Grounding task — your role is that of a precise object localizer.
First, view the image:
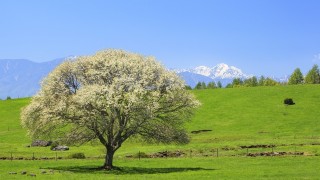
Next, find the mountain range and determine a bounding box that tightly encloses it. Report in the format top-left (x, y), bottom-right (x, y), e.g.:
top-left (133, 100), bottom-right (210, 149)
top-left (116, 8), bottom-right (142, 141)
top-left (0, 58), bottom-right (265, 99)
top-left (0, 58), bottom-right (64, 99)
top-left (175, 63), bottom-right (251, 88)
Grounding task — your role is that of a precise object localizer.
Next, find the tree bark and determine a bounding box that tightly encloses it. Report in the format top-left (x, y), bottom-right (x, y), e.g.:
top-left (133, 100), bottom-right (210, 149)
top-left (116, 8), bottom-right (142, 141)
top-left (103, 147), bottom-right (114, 170)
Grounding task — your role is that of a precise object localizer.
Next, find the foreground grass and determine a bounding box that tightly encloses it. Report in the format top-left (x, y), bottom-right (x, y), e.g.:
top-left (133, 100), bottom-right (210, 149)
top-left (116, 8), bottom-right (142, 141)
top-left (1, 85), bottom-right (320, 179)
top-left (1, 156), bottom-right (320, 179)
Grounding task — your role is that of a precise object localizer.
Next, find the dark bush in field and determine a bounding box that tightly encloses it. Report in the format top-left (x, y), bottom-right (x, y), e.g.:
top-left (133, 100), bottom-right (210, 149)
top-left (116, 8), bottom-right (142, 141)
top-left (284, 98), bottom-right (295, 105)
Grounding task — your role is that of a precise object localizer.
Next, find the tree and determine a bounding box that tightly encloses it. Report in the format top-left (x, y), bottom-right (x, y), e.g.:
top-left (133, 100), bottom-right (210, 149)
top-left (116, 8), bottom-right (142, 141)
top-left (217, 81), bottom-right (222, 88)
top-left (263, 78), bottom-right (279, 86)
top-left (288, 68), bottom-right (304, 85)
top-left (185, 85), bottom-right (192, 90)
top-left (194, 82), bottom-right (202, 89)
top-left (207, 81), bottom-right (216, 89)
top-left (258, 76), bottom-right (266, 86)
top-left (201, 82), bottom-right (207, 89)
top-left (225, 83), bottom-right (233, 88)
top-left (305, 65), bottom-right (320, 84)
top-left (194, 81), bottom-right (206, 89)
top-left (21, 50), bottom-right (200, 169)
top-left (257, 76), bottom-right (279, 86)
top-left (232, 78), bottom-right (243, 87)
top-left (244, 76), bottom-right (258, 87)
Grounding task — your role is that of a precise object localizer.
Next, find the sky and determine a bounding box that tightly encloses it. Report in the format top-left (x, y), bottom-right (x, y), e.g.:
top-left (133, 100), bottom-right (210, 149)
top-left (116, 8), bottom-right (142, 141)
top-left (1, 0), bottom-right (320, 77)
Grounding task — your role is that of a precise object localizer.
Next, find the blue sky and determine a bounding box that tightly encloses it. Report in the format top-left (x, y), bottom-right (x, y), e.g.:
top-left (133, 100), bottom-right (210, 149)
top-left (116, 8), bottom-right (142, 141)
top-left (1, 0), bottom-right (320, 77)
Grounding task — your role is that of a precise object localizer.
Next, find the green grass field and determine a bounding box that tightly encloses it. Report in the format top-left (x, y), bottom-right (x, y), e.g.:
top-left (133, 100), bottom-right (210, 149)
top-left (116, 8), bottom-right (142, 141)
top-left (1, 85), bottom-right (320, 179)
top-left (1, 157), bottom-right (320, 179)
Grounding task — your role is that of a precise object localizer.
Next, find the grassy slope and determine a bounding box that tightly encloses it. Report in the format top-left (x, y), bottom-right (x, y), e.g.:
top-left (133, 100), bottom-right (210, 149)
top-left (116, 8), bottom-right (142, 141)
top-left (0, 98), bottom-right (31, 153)
top-left (1, 85), bottom-right (320, 179)
top-left (188, 85), bottom-right (320, 147)
top-left (1, 85), bottom-right (320, 154)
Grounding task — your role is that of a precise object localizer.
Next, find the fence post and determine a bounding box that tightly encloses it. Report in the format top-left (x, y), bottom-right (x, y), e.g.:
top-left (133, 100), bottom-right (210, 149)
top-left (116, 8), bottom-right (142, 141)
top-left (216, 148), bottom-right (219, 157)
top-left (11, 152), bottom-right (13, 161)
top-left (139, 151), bottom-right (140, 160)
top-left (33, 152), bottom-right (35, 160)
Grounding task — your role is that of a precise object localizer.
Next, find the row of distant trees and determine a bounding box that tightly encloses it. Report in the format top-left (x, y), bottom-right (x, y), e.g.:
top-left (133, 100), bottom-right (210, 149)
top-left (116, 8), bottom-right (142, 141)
top-left (226, 76), bottom-right (280, 88)
top-left (190, 81), bottom-right (223, 90)
top-left (190, 76), bottom-right (281, 90)
top-left (0, 96), bottom-right (12, 100)
top-left (288, 64), bottom-right (320, 85)
top-left (190, 64), bottom-right (320, 89)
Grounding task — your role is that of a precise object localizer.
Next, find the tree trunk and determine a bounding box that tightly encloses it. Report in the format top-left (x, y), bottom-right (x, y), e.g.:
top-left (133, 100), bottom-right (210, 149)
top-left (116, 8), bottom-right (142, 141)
top-left (103, 147), bottom-right (114, 170)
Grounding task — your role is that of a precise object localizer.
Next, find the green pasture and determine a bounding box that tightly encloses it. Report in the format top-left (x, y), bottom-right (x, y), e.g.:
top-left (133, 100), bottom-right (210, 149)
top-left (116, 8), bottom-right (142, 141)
top-left (1, 85), bottom-right (320, 179)
top-left (1, 157), bottom-right (320, 179)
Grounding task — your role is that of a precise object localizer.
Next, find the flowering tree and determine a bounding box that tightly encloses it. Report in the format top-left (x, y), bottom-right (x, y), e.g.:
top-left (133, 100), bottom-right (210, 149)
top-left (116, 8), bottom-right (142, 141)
top-left (21, 49), bottom-right (200, 169)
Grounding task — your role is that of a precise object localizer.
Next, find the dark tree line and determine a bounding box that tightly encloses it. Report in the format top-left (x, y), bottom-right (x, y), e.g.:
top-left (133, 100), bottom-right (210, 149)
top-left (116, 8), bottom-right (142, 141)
top-left (225, 76), bottom-right (279, 88)
top-left (193, 81), bottom-right (222, 90)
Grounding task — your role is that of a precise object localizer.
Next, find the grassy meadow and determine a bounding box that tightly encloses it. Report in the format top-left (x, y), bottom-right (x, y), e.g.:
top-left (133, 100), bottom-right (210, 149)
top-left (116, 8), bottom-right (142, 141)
top-left (1, 85), bottom-right (320, 179)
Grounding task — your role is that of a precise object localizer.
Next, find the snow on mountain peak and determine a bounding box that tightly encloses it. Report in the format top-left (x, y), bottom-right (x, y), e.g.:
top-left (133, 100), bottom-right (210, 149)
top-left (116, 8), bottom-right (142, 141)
top-left (176, 63), bottom-right (249, 80)
top-left (215, 63), bottom-right (229, 69)
top-left (193, 66), bottom-right (212, 76)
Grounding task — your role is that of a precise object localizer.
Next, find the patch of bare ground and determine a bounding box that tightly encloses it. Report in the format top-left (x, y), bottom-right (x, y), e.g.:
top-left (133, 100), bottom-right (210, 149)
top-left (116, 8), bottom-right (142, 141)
top-left (149, 151), bottom-right (185, 158)
top-left (191, 129), bottom-right (212, 134)
top-left (247, 151), bottom-right (304, 157)
top-left (240, 144), bottom-right (276, 149)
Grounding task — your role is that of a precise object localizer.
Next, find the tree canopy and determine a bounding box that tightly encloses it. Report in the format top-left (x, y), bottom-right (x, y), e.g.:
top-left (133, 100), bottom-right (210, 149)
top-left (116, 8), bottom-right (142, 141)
top-left (207, 82), bottom-right (217, 89)
top-left (305, 64), bottom-right (320, 84)
top-left (21, 49), bottom-right (199, 169)
top-left (288, 68), bottom-right (304, 85)
top-left (244, 76), bottom-right (258, 87)
top-left (194, 82), bottom-right (207, 89)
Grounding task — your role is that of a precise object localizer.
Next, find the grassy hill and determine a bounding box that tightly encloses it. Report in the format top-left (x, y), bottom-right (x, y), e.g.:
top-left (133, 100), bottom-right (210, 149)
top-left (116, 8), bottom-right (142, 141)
top-left (1, 85), bottom-right (320, 156)
top-left (1, 85), bottom-right (320, 179)
top-left (188, 85), bottom-right (320, 148)
top-left (0, 98), bottom-right (30, 151)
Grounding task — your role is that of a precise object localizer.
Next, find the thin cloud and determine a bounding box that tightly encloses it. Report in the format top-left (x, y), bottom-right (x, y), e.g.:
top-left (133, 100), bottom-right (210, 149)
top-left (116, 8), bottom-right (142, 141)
top-left (313, 53), bottom-right (320, 63)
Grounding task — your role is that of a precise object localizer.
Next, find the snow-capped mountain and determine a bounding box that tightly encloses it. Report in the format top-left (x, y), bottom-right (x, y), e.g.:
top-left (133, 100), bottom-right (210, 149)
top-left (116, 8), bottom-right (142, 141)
top-left (175, 63), bottom-right (251, 88)
top-left (211, 63), bottom-right (249, 79)
top-left (178, 72), bottom-right (215, 88)
top-left (193, 66), bottom-right (212, 77)
top-left (179, 63), bottom-right (250, 79)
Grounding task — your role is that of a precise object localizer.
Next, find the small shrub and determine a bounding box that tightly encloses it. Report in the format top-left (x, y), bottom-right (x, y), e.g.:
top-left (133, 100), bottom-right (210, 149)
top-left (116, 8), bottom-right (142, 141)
top-left (284, 98), bottom-right (295, 105)
top-left (68, 153), bottom-right (86, 159)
